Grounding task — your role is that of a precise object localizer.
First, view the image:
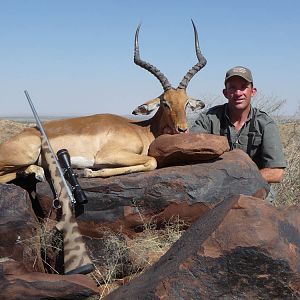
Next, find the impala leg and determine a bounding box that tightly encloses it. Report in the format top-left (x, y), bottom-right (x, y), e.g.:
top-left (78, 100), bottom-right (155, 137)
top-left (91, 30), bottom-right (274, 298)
top-left (0, 127), bottom-right (42, 182)
top-left (0, 173), bottom-right (18, 184)
top-left (0, 165), bottom-right (45, 184)
top-left (23, 165), bottom-right (46, 181)
top-left (83, 151), bottom-right (157, 178)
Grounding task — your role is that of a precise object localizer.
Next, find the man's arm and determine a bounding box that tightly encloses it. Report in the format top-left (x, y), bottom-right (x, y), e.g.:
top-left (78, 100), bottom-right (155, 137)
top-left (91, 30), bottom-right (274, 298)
top-left (260, 167), bottom-right (285, 183)
top-left (258, 116), bottom-right (286, 183)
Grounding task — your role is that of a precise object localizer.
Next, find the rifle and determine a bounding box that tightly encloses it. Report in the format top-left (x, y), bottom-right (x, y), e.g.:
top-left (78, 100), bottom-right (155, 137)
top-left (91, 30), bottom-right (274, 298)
top-left (24, 90), bottom-right (95, 275)
top-left (57, 148), bottom-right (87, 217)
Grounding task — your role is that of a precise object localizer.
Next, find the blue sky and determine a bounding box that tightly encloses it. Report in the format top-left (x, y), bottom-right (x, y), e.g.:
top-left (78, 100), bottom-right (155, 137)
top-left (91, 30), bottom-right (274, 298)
top-left (0, 0), bottom-right (299, 116)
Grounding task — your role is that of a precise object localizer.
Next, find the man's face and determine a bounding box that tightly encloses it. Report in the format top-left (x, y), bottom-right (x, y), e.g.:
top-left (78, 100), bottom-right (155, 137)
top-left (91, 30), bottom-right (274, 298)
top-left (223, 76), bottom-right (257, 111)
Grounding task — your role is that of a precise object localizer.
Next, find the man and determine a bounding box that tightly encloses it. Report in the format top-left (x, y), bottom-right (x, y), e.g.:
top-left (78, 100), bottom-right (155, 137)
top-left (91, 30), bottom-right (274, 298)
top-left (190, 66), bottom-right (286, 184)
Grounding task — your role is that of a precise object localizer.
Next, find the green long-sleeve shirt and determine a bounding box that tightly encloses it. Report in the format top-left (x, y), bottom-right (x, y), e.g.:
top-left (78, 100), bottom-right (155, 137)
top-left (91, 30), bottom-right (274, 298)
top-left (190, 104), bottom-right (286, 169)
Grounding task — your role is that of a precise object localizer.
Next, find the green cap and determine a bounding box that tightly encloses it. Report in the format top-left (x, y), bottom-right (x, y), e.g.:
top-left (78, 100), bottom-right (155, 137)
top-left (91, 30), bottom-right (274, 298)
top-left (224, 66), bottom-right (253, 84)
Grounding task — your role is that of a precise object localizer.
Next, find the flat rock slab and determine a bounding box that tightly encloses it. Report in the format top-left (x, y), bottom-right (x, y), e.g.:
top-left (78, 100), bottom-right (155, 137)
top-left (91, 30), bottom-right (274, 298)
top-left (0, 259), bottom-right (99, 300)
top-left (36, 149), bottom-right (269, 236)
top-left (105, 196), bottom-right (300, 299)
top-left (148, 133), bottom-right (229, 167)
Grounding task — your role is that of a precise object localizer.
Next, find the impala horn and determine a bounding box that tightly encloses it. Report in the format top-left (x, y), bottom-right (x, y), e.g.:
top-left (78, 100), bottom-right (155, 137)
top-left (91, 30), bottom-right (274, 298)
top-left (134, 24), bottom-right (172, 91)
top-left (178, 19), bottom-right (207, 90)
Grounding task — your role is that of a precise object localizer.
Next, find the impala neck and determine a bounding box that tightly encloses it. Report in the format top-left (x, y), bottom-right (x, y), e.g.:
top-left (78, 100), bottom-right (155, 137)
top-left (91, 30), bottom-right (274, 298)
top-left (144, 107), bottom-right (168, 138)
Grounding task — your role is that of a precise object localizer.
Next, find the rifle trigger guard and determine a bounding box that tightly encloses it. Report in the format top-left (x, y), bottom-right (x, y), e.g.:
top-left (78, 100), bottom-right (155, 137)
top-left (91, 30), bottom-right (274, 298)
top-left (53, 198), bottom-right (62, 209)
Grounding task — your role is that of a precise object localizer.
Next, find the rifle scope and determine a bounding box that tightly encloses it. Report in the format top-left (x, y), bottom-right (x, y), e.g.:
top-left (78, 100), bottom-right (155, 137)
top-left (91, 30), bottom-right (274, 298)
top-left (57, 149), bottom-right (88, 205)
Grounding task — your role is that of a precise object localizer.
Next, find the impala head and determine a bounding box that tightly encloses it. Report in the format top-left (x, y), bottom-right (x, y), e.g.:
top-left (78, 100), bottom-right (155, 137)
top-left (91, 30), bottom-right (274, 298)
top-left (132, 20), bottom-right (206, 134)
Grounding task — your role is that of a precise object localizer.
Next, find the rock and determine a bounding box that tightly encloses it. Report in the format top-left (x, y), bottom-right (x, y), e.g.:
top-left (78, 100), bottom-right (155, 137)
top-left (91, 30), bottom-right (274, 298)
top-left (36, 149), bottom-right (268, 236)
top-left (2, 148), bottom-right (287, 299)
top-left (0, 259), bottom-right (99, 300)
top-left (0, 184), bottom-right (44, 273)
top-left (104, 196), bottom-right (300, 299)
top-left (34, 149), bottom-right (269, 278)
top-left (148, 133), bottom-right (229, 167)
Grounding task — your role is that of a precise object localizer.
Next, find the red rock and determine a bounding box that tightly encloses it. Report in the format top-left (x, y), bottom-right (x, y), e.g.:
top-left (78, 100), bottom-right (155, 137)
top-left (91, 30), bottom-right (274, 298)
top-left (105, 196), bottom-right (300, 299)
top-left (36, 149), bottom-right (268, 238)
top-left (148, 133), bottom-right (229, 167)
top-left (0, 259), bottom-right (98, 300)
top-left (0, 184), bottom-right (44, 273)
top-left (34, 150), bottom-right (269, 276)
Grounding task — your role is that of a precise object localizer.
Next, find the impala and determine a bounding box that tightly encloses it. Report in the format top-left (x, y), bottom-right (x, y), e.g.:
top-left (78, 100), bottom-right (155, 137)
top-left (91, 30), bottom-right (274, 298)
top-left (0, 21), bottom-right (207, 183)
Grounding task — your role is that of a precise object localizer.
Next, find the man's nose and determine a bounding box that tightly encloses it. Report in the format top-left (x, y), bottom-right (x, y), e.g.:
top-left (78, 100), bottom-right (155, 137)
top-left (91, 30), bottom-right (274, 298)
top-left (234, 89), bottom-right (243, 96)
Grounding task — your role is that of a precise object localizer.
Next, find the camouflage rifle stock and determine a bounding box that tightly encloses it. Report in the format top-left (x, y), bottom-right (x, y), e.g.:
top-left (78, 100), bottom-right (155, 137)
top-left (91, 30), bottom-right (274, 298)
top-left (24, 90), bottom-right (94, 275)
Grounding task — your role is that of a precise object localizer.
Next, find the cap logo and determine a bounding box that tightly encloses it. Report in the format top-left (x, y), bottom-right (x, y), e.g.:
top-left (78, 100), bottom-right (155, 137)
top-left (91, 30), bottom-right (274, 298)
top-left (232, 67), bottom-right (247, 73)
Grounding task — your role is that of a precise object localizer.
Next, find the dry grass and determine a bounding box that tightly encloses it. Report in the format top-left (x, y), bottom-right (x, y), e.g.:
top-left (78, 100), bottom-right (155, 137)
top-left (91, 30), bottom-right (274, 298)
top-left (15, 217), bottom-right (63, 273)
top-left (15, 229), bottom-right (42, 271)
top-left (13, 207), bottom-right (187, 298)
top-left (274, 120), bottom-right (300, 206)
top-left (91, 216), bottom-right (187, 298)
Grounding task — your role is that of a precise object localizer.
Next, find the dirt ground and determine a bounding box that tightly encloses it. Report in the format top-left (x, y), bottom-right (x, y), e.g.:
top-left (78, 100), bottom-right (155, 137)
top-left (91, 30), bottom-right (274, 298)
top-left (0, 120), bottom-right (35, 144)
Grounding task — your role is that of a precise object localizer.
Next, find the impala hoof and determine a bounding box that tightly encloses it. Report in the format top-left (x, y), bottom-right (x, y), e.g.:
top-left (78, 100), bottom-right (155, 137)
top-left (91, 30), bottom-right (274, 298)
top-left (24, 165), bottom-right (46, 182)
top-left (35, 172), bottom-right (46, 182)
top-left (83, 168), bottom-right (93, 177)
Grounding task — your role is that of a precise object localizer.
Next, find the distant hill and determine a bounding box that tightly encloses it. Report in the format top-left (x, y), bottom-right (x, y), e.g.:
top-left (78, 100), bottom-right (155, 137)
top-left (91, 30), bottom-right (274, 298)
top-left (0, 114), bottom-right (148, 123)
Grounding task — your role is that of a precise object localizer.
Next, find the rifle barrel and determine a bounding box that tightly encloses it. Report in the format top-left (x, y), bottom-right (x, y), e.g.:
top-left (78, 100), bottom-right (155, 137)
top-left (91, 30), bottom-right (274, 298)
top-left (24, 90), bottom-right (76, 205)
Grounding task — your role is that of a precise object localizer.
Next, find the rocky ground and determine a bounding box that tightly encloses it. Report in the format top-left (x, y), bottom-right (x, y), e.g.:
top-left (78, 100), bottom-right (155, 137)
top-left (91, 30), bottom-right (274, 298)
top-left (0, 118), bottom-right (299, 299)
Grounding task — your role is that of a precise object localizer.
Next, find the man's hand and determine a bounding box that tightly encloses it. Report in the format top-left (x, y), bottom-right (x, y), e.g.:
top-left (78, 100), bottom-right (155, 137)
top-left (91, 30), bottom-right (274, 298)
top-left (260, 168), bottom-right (285, 183)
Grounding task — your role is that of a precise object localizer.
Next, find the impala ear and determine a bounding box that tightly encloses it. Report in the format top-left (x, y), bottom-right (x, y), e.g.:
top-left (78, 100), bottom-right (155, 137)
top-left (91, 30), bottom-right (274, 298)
top-left (187, 98), bottom-right (205, 111)
top-left (132, 97), bottom-right (160, 115)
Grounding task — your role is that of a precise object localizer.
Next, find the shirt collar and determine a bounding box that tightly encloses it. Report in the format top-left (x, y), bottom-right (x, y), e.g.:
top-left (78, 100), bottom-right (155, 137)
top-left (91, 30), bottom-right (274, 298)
top-left (224, 104), bottom-right (254, 125)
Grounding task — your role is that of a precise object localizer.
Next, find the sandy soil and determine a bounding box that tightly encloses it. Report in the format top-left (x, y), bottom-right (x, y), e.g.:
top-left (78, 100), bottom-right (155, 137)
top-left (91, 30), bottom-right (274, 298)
top-left (0, 120), bottom-right (35, 144)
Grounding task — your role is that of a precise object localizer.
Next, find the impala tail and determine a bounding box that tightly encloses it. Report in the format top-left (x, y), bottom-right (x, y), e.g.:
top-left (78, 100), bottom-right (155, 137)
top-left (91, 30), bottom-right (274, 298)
top-left (24, 90), bottom-right (94, 275)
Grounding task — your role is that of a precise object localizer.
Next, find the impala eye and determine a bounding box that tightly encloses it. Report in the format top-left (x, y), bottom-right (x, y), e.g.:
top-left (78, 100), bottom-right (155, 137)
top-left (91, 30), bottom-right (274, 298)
top-left (162, 101), bottom-right (170, 109)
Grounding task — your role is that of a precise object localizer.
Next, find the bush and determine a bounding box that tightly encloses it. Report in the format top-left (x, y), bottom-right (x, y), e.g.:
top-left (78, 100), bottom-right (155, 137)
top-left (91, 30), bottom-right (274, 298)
top-left (274, 107), bottom-right (300, 206)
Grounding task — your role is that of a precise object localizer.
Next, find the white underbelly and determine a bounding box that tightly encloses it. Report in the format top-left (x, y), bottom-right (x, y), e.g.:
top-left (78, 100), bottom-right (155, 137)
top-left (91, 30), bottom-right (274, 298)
top-left (71, 156), bottom-right (95, 168)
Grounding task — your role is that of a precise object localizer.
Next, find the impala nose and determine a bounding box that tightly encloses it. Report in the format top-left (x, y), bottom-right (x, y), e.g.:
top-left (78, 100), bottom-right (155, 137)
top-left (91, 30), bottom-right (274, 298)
top-left (178, 127), bottom-right (189, 133)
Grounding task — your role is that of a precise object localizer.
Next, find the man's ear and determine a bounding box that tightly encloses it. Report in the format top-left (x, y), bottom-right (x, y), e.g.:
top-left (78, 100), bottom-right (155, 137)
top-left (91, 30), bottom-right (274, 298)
top-left (222, 88), bottom-right (227, 98)
top-left (251, 87), bottom-right (257, 97)
top-left (132, 97), bottom-right (160, 115)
